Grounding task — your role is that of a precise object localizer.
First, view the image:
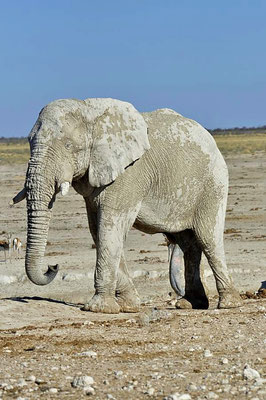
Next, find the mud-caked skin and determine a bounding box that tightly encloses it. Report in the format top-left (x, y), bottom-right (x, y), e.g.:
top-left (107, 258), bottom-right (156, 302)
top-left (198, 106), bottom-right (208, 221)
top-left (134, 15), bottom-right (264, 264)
top-left (14, 98), bottom-right (242, 313)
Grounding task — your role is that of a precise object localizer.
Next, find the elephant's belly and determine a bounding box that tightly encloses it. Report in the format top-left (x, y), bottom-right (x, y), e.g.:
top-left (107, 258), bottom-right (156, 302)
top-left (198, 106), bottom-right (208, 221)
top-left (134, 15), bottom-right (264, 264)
top-left (134, 201), bottom-right (192, 234)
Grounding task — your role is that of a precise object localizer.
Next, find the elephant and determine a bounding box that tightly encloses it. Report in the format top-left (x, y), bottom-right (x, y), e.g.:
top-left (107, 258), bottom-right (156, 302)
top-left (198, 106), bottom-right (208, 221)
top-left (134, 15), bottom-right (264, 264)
top-left (12, 97), bottom-right (242, 313)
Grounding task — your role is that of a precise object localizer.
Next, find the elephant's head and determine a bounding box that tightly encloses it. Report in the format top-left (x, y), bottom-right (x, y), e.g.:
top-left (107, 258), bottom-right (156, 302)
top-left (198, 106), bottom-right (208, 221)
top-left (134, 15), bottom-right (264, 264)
top-left (13, 98), bottom-right (149, 286)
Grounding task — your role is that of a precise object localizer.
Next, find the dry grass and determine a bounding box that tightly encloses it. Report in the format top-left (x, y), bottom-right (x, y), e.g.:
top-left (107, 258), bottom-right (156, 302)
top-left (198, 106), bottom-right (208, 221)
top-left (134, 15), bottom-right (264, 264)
top-left (0, 134), bottom-right (265, 165)
top-left (213, 133), bottom-right (266, 155)
top-left (0, 142), bottom-right (30, 165)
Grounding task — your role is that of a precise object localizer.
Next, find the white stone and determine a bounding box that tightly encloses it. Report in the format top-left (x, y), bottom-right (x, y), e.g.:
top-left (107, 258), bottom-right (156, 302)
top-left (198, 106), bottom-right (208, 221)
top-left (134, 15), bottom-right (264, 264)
top-left (163, 394), bottom-right (179, 400)
top-left (84, 386), bottom-right (95, 395)
top-left (223, 385), bottom-right (232, 393)
top-left (253, 378), bottom-right (266, 386)
top-left (71, 376), bottom-right (94, 388)
top-left (17, 378), bottom-right (27, 387)
top-left (78, 351), bottom-right (97, 358)
top-left (147, 387), bottom-right (155, 396)
top-left (49, 388), bottom-right (58, 393)
top-left (21, 362), bottom-right (28, 367)
top-left (187, 384), bottom-right (197, 391)
top-left (0, 275), bottom-right (17, 285)
top-left (204, 349), bottom-right (213, 357)
top-left (4, 384), bottom-right (14, 390)
top-left (207, 392), bottom-right (219, 399)
top-left (62, 272), bottom-right (87, 282)
top-left (243, 364), bottom-right (260, 381)
top-left (221, 358), bottom-right (229, 364)
top-left (83, 321), bottom-right (95, 326)
top-left (114, 370), bottom-right (123, 378)
top-left (176, 395), bottom-right (192, 400)
top-left (16, 397), bottom-right (29, 400)
top-left (221, 379), bottom-right (229, 385)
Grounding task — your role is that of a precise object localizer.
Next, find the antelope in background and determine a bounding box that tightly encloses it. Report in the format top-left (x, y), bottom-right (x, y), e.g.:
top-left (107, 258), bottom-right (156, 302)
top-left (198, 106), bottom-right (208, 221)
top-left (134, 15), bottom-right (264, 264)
top-left (13, 237), bottom-right (22, 259)
top-left (0, 233), bottom-right (23, 262)
top-left (0, 233), bottom-right (12, 262)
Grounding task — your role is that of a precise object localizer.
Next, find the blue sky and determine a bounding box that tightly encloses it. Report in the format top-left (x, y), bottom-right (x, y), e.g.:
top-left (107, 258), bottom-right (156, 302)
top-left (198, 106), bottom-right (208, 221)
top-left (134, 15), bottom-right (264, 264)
top-left (1, 0), bottom-right (266, 137)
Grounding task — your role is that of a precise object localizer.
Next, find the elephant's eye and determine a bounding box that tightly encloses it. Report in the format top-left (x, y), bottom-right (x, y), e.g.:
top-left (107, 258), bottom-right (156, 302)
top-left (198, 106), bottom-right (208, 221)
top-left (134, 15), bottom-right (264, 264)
top-left (65, 142), bottom-right (72, 150)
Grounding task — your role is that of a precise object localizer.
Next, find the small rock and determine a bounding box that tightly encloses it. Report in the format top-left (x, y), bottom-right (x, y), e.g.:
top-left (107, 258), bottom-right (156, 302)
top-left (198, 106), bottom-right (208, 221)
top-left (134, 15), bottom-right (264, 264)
top-left (17, 378), bottom-right (27, 387)
top-left (21, 362), bottom-right (28, 367)
top-left (163, 394), bottom-right (179, 400)
top-left (221, 379), bottom-right (229, 385)
top-left (221, 358), bottom-right (229, 364)
top-left (107, 395), bottom-right (116, 400)
top-left (199, 385), bottom-right (206, 390)
top-left (35, 378), bottom-right (45, 385)
top-left (77, 351), bottom-right (97, 358)
top-left (207, 392), bottom-right (219, 399)
top-left (151, 372), bottom-right (161, 380)
top-left (71, 376), bottom-right (94, 388)
top-left (84, 386), bottom-right (95, 395)
top-left (49, 388), bottom-right (58, 394)
top-left (0, 275), bottom-right (18, 285)
top-left (4, 384), bottom-right (14, 390)
top-left (83, 321), bottom-right (95, 326)
top-left (223, 385), bottom-right (232, 393)
top-left (137, 313), bottom-right (150, 326)
top-left (114, 371), bottom-right (123, 378)
top-left (253, 378), bottom-right (266, 386)
top-left (147, 387), bottom-right (155, 396)
top-left (187, 384), bottom-right (197, 391)
top-left (204, 349), bottom-right (212, 357)
top-left (177, 395), bottom-right (192, 400)
top-left (243, 364), bottom-right (260, 381)
top-left (164, 395), bottom-right (191, 400)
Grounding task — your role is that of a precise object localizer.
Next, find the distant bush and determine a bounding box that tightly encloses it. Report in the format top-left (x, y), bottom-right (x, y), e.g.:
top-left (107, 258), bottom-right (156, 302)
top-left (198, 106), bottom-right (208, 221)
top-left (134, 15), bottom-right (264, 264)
top-left (0, 137), bottom-right (28, 144)
top-left (208, 126), bottom-right (266, 135)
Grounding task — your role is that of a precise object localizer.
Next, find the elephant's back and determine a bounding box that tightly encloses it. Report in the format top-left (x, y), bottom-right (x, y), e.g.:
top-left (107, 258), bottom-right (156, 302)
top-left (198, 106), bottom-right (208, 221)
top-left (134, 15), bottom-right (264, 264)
top-left (142, 109), bottom-right (219, 160)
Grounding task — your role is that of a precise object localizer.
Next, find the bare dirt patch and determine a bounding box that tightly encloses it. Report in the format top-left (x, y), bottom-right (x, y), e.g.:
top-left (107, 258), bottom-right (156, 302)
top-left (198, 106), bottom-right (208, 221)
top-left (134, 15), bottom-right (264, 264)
top-left (0, 148), bottom-right (265, 399)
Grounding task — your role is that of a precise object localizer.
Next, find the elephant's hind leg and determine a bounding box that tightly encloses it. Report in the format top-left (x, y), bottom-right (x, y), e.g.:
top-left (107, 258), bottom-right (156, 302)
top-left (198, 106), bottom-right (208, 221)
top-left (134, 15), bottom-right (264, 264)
top-left (182, 241), bottom-right (209, 309)
top-left (194, 200), bottom-right (242, 309)
top-left (167, 231), bottom-right (208, 309)
top-left (115, 252), bottom-right (141, 312)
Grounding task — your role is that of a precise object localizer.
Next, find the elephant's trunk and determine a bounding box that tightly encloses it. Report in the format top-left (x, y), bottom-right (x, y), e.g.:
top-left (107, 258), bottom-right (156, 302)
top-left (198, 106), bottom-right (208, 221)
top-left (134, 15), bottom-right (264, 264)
top-left (25, 153), bottom-right (59, 286)
top-left (25, 210), bottom-right (59, 285)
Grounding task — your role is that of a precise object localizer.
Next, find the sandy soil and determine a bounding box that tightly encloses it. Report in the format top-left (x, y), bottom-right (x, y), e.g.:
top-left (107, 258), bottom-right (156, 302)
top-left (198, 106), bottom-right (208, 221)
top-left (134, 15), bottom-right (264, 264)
top-left (0, 153), bottom-right (265, 399)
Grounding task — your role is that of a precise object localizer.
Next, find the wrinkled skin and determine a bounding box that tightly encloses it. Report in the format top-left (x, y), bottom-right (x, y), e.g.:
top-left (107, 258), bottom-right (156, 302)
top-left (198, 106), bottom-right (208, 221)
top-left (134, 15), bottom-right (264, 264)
top-left (13, 98), bottom-right (242, 313)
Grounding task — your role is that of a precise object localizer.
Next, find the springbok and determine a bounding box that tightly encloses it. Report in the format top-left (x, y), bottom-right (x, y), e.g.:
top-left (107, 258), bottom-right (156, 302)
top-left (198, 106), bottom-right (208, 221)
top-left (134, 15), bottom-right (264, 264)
top-left (13, 237), bottom-right (22, 259)
top-left (0, 234), bottom-right (12, 262)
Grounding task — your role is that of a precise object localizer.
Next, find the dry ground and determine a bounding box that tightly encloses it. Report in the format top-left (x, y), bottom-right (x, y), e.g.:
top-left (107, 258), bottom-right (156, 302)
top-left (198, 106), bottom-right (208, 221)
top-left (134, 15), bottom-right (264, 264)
top-left (0, 135), bottom-right (265, 399)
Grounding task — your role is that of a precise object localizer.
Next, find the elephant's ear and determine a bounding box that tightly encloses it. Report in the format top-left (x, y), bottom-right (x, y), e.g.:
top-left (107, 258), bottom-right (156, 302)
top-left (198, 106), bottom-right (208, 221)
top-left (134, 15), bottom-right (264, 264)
top-left (88, 103), bottom-right (150, 187)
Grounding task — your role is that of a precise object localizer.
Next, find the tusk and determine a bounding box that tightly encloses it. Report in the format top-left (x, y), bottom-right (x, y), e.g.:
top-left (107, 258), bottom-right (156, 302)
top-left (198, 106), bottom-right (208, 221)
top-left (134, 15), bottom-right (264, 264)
top-left (10, 187), bottom-right (26, 207)
top-left (60, 181), bottom-right (70, 196)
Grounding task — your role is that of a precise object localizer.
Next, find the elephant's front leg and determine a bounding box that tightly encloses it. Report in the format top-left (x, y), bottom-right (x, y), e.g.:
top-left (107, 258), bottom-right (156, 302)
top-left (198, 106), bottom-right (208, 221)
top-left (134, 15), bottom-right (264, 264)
top-left (84, 209), bottom-right (139, 314)
top-left (116, 252), bottom-right (141, 312)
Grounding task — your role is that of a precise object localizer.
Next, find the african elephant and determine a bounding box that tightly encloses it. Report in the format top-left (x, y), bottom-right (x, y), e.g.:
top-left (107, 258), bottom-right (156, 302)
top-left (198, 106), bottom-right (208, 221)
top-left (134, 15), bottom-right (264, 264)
top-left (12, 98), bottom-right (242, 313)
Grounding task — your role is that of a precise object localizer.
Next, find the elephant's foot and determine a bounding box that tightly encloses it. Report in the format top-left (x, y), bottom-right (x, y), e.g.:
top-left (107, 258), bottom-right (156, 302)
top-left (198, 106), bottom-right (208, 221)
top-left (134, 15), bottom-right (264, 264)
top-left (187, 292), bottom-right (209, 309)
top-left (175, 298), bottom-right (193, 309)
top-left (218, 288), bottom-right (242, 309)
top-left (175, 293), bottom-right (209, 310)
top-left (115, 290), bottom-right (141, 313)
top-left (82, 294), bottom-right (121, 314)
